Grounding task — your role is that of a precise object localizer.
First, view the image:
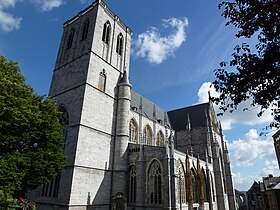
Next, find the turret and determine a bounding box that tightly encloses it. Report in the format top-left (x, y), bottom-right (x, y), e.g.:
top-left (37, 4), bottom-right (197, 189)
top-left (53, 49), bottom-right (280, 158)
top-left (112, 70), bottom-right (132, 208)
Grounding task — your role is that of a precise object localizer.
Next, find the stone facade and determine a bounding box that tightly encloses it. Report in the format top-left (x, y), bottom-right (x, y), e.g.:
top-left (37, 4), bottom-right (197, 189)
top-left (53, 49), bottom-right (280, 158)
top-left (29, 1), bottom-right (236, 210)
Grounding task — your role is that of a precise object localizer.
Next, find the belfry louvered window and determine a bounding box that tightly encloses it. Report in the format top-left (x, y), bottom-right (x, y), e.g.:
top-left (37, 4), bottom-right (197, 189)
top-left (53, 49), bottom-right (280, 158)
top-left (116, 33), bottom-right (123, 55)
top-left (102, 21), bottom-right (111, 44)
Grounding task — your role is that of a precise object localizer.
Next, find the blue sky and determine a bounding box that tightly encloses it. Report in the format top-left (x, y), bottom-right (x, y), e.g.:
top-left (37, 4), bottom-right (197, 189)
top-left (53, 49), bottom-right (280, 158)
top-left (0, 0), bottom-right (279, 191)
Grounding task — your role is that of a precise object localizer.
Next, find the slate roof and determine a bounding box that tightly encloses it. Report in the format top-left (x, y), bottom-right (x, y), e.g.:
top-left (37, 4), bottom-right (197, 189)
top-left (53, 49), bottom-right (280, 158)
top-left (130, 90), bottom-right (171, 127)
top-left (131, 90), bottom-right (211, 131)
top-left (167, 103), bottom-right (210, 131)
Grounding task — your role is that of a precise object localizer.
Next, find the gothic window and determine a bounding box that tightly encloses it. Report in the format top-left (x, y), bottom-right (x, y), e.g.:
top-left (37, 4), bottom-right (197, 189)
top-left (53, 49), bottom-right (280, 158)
top-left (41, 173), bottom-right (61, 198)
top-left (116, 33), bottom-right (123, 55)
top-left (143, 125), bottom-right (152, 145)
top-left (211, 174), bottom-right (215, 202)
top-left (191, 168), bottom-right (198, 203)
top-left (148, 160), bottom-right (162, 204)
top-left (156, 131), bottom-right (164, 147)
top-left (129, 119), bottom-right (138, 143)
top-left (176, 160), bottom-right (186, 204)
top-left (98, 69), bottom-right (106, 92)
top-left (58, 105), bottom-right (69, 144)
top-left (202, 168), bottom-right (208, 202)
top-left (81, 19), bottom-right (89, 40)
top-left (102, 21), bottom-right (111, 45)
top-left (128, 165), bottom-right (137, 203)
top-left (67, 28), bottom-right (75, 49)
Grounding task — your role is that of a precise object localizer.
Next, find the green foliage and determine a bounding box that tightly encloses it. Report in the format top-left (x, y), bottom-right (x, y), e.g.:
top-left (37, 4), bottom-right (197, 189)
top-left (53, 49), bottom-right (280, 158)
top-left (0, 56), bottom-right (66, 198)
top-left (0, 190), bottom-right (21, 209)
top-left (0, 190), bottom-right (36, 210)
top-left (213, 0), bottom-right (280, 131)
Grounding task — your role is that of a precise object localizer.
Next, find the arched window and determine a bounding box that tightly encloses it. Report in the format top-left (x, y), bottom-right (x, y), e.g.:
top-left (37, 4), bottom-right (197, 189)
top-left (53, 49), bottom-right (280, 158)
top-left (129, 119), bottom-right (138, 143)
top-left (102, 21), bottom-right (111, 44)
top-left (58, 105), bottom-right (69, 145)
top-left (156, 131), bottom-right (164, 147)
top-left (116, 33), bottom-right (123, 55)
top-left (211, 174), bottom-right (215, 202)
top-left (202, 168), bottom-right (209, 202)
top-left (148, 160), bottom-right (162, 204)
top-left (81, 19), bottom-right (89, 40)
top-left (67, 28), bottom-right (75, 49)
top-left (98, 69), bottom-right (106, 92)
top-left (191, 168), bottom-right (198, 203)
top-left (143, 125), bottom-right (152, 145)
top-left (176, 160), bottom-right (186, 204)
top-left (128, 165), bottom-right (137, 203)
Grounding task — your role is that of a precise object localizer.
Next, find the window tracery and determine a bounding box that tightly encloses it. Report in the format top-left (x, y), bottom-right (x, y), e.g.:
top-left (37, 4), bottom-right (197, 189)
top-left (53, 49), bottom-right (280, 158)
top-left (148, 160), bottom-right (162, 204)
top-left (176, 160), bottom-right (186, 204)
top-left (128, 165), bottom-right (137, 203)
top-left (129, 119), bottom-right (138, 143)
top-left (143, 125), bottom-right (152, 145)
top-left (156, 131), bottom-right (164, 147)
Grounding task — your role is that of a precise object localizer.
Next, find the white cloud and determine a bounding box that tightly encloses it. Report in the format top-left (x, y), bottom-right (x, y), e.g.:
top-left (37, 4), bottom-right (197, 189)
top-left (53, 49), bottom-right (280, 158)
top-left (197, 82), bottom-right (220, 104)
top-left (30, 0), bottom-right (64, 12)
top-left (229, 129), bottom-right (280, 190)
top-left (232, 172), bottom-right (260, 191)
top-left (259, 160), bottom-right (280, 177)
top-left (228, 129), bottom-right (276, 167)
top-left (0, 0), bottom-right (22, 32)
top-left (133, 17), bottom-right (188, 64)
top-left (0, 0), bottom-right (18, 8)
top-left (196, 82), bottom-right (274, 130)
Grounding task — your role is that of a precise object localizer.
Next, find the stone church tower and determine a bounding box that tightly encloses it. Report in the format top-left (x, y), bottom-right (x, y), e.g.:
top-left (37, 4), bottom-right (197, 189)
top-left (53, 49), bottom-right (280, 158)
top-left (32, 0), bottom-right (132, 209)
top-left (29, 1), bottom-right (236, 210)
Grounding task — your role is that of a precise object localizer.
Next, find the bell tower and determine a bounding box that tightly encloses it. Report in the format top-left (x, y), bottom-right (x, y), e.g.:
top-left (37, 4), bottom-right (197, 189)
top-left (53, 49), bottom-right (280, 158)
top-left (42, 1), bottom-right (133, 209)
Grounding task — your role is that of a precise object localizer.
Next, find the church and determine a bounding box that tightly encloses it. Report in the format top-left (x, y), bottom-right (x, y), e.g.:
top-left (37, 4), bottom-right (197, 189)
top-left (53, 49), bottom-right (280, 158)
top-left (29, 1), bottom-right (236, 209)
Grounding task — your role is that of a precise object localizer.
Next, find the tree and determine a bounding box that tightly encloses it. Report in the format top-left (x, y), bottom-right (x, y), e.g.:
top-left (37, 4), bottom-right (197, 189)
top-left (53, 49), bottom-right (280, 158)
top-left (0, 56), bottom-right (66, 198)
top-left (212, 0), bottom-right (280, 130)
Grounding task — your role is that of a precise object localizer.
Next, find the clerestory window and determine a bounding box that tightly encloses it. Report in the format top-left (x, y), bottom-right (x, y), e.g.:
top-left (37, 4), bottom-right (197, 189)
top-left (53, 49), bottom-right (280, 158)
top-left (143, 125), bottom-right (152, 146)
top-left (156, 131), bottom-right (164, 147)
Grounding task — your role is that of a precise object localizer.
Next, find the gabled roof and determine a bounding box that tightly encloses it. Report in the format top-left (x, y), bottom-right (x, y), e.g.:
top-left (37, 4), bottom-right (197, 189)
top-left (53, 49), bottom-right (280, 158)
top-left (167, 103), bottom-right (210, 131)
